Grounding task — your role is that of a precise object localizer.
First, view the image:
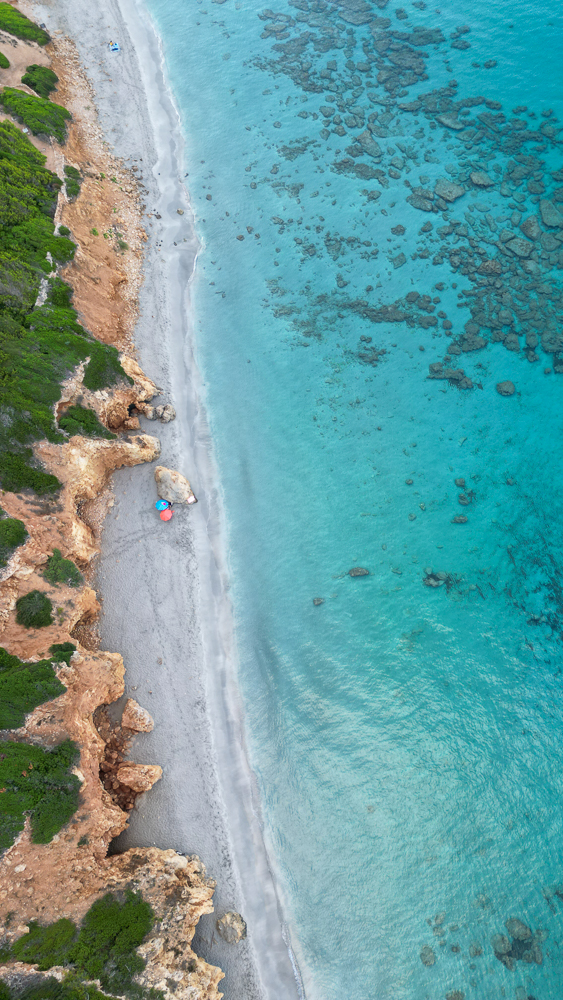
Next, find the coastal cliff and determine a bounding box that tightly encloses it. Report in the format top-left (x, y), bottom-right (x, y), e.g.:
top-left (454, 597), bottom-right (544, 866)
top-left (0, 6), bottom-right (224, 998)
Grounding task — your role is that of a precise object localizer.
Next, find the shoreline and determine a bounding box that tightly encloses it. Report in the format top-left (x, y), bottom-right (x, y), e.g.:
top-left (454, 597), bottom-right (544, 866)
top-left (24, 0), bottom-right (302, 996)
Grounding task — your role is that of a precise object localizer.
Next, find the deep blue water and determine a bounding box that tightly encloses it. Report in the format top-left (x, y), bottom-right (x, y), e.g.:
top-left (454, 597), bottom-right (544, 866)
top-left (143, 1), bottom-right (563, 996)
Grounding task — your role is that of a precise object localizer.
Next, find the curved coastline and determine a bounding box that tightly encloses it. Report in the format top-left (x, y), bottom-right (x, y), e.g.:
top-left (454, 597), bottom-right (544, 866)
top-left (29, 0), bottom-right (303, 996)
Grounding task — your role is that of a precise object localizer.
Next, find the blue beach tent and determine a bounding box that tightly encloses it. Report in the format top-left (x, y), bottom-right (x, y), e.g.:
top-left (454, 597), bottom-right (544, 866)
top-left (109, 41), bottom-right (120, 52)
top-left (155, 499), bottom-right (169, 511)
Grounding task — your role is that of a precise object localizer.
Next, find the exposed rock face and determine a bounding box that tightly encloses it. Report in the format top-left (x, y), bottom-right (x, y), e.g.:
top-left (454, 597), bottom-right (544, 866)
top-left (496, 380), bottom-right (516, 396)
top-left (116, 763), bottom-right (163, 793)
top-left (216, 911), bottom-right (247, 944)
top-left (122, 697), bottom-right (155, 732)
top-left (154, 466), bottom-right (198, 505)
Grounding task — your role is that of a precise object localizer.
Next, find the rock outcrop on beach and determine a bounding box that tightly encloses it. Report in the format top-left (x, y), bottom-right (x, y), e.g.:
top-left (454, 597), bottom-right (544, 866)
top-left (155, 465), bottom-right (198, 505)
top-left (0, 11), bottom-right (224, 1000)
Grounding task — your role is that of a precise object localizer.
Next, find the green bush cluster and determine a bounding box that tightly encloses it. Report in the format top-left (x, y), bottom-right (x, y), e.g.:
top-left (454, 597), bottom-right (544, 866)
top-left (10, 891), bottom-right (155, 997)
top-left (0, 511), bottom-right (27, 566)
top-left (0, 646), bottom-right (66, 730)
top-left (43, 548), bottom-right (83, 587)
top-left (21, 64), bottom-right (59, 99)
top-left (0, 88), bottom-right (71, 144)
top-left (0, 51), bottom-right (9, 70)
top-left (49, 641), bottom-right (76, 665)
top-left (64, 164), bottom-right (82, 200)
top-left (59, 405), bottom-right (115, 440)
top-left (15, 589), bottom-right (53, 628)
top-left (0, 737), bottom-right (80, 848)
top-left (0, 451), bottom-right (61, 495)
top-left (0, 3), bottom-right (49, 44)
top-left (1, 975), bottom-right (115, 1000)
top-left (0, 121), bottom-right (132, 493)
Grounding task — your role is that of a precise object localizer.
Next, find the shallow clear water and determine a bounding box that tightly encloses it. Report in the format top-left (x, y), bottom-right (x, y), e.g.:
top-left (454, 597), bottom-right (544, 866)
top-left (143, 0), bottom-right (563, 996)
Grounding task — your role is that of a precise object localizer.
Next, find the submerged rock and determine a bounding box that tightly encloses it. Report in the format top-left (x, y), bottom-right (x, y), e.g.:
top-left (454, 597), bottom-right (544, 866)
top-left (154, 465), bottom-right (198, 504)
top-left (496, 380), bottom-right (516, 396)
top-left (349, 567), bottom-right (369, 577)
top-left (216, 911), bottom-right (247, 944)
top-left (419, 944), bottom-right (435, 966)
top-left (313, 598), bottom-right (325, 606)
top-left (434, 178), bottom-right (465, 202)
top-left (505, 918), bottom-right (532, 941)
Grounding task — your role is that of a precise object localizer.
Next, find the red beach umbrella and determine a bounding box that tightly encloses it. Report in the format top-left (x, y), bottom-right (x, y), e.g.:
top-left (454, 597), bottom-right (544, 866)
top-left (160, 508), bottom-right (173, 521)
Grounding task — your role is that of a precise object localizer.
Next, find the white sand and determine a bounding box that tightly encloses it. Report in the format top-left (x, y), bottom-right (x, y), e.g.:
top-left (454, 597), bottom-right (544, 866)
top-left (25, 0), bottom-right (303, 996)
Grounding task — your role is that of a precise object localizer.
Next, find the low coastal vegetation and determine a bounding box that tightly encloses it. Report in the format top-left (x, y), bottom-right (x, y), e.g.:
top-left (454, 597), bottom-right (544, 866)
top-left (8, 891), bottom-right (156, 998)
top-left (64, 164), bottom-right (82, 200)
top-left (59, 405), bottom-right (115, 440)
top-left (0, 738), bottom-right (80, 848)
top-left (0, 646), bottom-right (66, 729)
top-left (0, 511), bottom-right (27, 566)
top-left (0, 88), bottom-right (71, 143)
top-left (21, 64), bottom-right (59, 100)
top-left (0, 3), bottom-right (49, 45)
top-left (43, 548), bottom-right (84, 587)
top-left (0, 978), bottom-right (115, 1000)
top-left (15, 590), bottom-right (53, 629)
top-left (0, 120), bottom-right (132, 495)
top-left (0, 53), bottom-right (9, 70)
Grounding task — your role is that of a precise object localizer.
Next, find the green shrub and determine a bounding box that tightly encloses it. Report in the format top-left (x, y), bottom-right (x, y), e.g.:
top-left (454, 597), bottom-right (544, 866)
top-left (0, 3), bottom-right (49, 44)
top-left (0, 451), bottom-right (61, 495)
top-left (13, 918), bottom-right (76, 969)
top-left (64, 165), bottom-right (82, 201)
top-left (17, 975), bottom-right (116, 1000)
top-left (0, 89), bottom-right (71, 143)
top-left (10, 891), bottom-right (154, 997)
top-left (0, 51), bottom-right (9, 70)
top-left (59, 405), bottom-right (115, 440)
top-left (0, 514), bottom-right (27, 566)
top-left (0, 737), bottom-right (80, 848)
top-left (0, 646), bottom-right (66, 729)
top-left (43, 548), bottom-right (83, 587)
top-left (49, 642), bottom-right (76, 665)
top-left (15, 589), bottom-right (53, 628)
top-left (58, 225), bottom-right (71, 237)
top-left (0, 122), bottom-right (132, 496)
top-left (21, 64), bottom-right (59, 99)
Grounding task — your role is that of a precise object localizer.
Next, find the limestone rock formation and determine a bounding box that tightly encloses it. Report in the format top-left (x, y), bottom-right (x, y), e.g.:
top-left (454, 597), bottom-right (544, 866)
top-left (122, 697), bottom-right (155, 732)
top-left (116, 763), bottom-right (163, 793)
top-left (155, 466), bottom-right (198, 505)
top-left (216, 910), bottom-right (247, 944)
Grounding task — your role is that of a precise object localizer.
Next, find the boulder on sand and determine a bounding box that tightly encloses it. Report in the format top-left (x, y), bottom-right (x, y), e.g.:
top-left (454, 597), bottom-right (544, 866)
top-left (216, 911), bottom-right (247, 944)
top-left (154, 466), bottom-right (198, 504)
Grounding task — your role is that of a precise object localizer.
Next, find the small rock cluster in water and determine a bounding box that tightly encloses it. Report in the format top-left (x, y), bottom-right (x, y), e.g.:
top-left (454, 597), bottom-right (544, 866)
top-left (491, 917), bottom-right (548, 971)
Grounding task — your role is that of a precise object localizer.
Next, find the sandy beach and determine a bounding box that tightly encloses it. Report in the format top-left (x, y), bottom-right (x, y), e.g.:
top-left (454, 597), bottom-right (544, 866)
top-left (22, 0), bottom-right (302, 996)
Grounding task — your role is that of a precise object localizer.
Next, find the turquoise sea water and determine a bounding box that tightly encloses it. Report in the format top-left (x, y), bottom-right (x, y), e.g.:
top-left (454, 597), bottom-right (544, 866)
top-left (143, 1), bottom-right (563, 996)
